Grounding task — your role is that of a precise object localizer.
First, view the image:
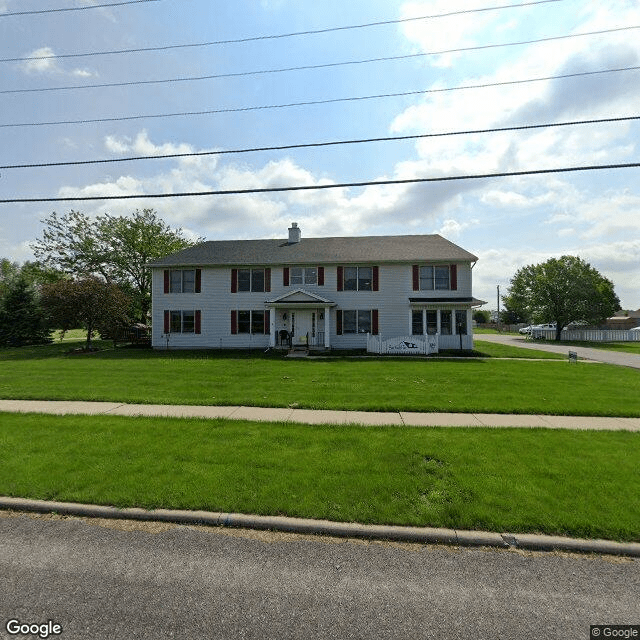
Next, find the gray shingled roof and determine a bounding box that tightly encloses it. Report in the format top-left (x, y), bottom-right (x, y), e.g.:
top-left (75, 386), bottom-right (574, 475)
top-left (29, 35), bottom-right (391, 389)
top-left (148, 233), bottom-right (478, 267)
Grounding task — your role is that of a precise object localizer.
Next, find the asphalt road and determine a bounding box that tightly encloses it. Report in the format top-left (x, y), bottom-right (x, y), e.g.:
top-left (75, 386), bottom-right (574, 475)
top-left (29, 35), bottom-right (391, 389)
top-left (476, 333), bottom-right (640, 369)
top-left (1, 513), bottom-right (637, 640)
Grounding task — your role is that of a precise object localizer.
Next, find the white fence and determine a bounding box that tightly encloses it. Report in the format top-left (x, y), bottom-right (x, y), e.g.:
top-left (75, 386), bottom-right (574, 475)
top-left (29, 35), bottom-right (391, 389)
top-left (367, 334), bottom-right (439, 355)
top-left (530, 329), bottom-right (640, 342)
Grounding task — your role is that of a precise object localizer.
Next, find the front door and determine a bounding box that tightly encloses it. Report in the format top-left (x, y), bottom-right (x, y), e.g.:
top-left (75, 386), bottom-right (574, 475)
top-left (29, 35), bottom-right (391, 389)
top-left (291, 310), bottom-right (316, 345)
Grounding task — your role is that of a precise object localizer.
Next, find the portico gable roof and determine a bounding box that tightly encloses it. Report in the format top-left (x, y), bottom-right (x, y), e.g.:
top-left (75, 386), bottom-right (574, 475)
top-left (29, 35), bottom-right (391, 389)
top-left (265, 289), bottom-right (336, 307)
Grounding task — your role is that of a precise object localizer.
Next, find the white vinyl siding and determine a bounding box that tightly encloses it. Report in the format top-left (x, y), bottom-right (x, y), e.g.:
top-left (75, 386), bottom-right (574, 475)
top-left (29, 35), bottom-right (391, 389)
top-left (152, 262), bottom-right (474, 350)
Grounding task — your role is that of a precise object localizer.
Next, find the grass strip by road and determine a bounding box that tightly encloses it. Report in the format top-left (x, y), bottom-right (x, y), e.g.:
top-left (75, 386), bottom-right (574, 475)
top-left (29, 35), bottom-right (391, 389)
top-left (472, 339), bottom-right (563, 359)
top-left (0, 412), bottom-right (637, 541)
top-left (559, 340), bottom-right (640, 355)
top-left (1, 342), bottom-right (639, 416)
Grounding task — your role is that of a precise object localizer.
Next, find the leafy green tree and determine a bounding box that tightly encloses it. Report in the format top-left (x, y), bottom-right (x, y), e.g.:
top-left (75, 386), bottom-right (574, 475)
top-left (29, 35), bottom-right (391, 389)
top-left (503, 256), bottom-right (621, 340)
top-left (473, 310), bottom-right (490, 324)
top-left (31, 210), bottom-right (109, 280)
top-left (41, 277), bottom-right (131, 350)
top-left (100, 209), bottom-right (203, 321)
top-left (0, 277), bottom-right (52, 347)
top-left (32, 208), bottom-right (203, 321)
top-left (499, 309), bottom-right (526, 324)
top-left (0, 258), bottom-right (20, 299)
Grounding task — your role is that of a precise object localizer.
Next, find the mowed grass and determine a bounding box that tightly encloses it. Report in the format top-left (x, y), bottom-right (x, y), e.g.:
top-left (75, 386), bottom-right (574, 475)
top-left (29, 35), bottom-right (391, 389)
top-left (1, 340), bottom-right (639, 416)
top-left (561, 340), bottom-right (640, 355)
top-left (1, 412), bottom-right (637, 541)
top-left (472, 338), bottom-right (563, 359)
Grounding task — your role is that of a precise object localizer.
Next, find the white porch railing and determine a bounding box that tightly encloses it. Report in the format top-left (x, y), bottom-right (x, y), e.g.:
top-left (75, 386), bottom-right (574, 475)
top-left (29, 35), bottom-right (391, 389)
top-left (367, 334), bottom-right (439, 355)
top-left (530, 329), bottom-right (640, 342)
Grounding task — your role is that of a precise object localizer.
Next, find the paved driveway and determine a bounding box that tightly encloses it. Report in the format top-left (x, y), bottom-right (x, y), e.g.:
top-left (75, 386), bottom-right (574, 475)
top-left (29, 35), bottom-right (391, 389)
top-left (476, 333), bottom-right (640, 370)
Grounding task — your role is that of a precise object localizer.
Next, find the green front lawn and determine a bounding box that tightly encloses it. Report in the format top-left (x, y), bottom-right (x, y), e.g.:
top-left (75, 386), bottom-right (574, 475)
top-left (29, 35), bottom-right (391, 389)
top-left (1, 341), bottom-right (639, 416)
top-left (1, 412), bottom-right (637, 541)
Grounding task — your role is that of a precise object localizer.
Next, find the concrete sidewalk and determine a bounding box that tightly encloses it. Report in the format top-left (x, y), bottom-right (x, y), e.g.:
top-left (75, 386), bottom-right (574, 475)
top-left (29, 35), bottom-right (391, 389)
top-left (1, 399), bottom-right (639, 430)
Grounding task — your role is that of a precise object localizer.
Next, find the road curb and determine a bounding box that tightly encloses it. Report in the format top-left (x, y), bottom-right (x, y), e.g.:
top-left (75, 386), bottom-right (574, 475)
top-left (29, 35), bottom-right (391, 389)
top-left (1, 496), bottom-right (638, 557)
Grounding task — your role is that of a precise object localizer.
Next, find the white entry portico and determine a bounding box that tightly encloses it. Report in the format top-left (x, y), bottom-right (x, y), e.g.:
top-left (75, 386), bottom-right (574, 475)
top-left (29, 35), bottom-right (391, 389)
top-left (266, 289), bottom-right (335, 348)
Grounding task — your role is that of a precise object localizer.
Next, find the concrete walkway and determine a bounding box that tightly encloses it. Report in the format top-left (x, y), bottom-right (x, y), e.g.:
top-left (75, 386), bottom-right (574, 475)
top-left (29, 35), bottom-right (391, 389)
top-left (476, 333), bottom-right (640, 369)
top-left (1, 399), bottom-right (639, 431)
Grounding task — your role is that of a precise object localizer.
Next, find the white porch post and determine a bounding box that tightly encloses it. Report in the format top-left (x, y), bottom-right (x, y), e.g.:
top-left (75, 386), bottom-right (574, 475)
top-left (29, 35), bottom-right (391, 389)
top-left (269, 307), bottom-right (276, 347)
top-left (324, 307), bottom-right (330, 348)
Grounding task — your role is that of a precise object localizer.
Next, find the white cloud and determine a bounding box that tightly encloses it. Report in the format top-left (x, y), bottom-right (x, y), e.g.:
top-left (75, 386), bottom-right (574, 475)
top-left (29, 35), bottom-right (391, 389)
top-left (437, 218), bottom-right (479, 238)
top-left (72, 68), bottom-right (96, 78)
top-left (20, 46), bottom-right (98, 78)
top-left (58, 175), bottom-right (143, 199)
top-left (21, 47), bottom-right (60, 74)
top-left (399, 0), bottom-right (501, 68)
top-left (104, 135), bottom-right (132, 154)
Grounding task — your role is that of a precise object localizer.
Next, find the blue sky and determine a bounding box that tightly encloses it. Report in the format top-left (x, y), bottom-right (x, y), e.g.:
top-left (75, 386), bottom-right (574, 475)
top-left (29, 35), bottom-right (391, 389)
top-left (1, 0), bottom-right (639, 310)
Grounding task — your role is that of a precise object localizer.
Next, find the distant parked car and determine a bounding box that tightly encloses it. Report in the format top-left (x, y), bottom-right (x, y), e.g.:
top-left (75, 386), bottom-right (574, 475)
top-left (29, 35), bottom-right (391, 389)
top-left (519, 323), bottom-right (556, 335)
top-left (630, 326), bottom-right (640, 332)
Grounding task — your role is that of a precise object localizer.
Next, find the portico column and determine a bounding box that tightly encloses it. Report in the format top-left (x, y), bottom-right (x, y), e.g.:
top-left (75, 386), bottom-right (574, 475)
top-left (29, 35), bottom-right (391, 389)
top-left (324, 307), bottom-right (330, 348)
top-left (269, 307), bottom-right (276, 347)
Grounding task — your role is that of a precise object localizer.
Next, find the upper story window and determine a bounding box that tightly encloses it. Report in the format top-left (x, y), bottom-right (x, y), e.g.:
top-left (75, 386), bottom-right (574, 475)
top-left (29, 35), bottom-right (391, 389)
top-left (413, 264), bottom-right (457, 291)
top-left (344, 266), bottom-right (372, 291)
top-left (337, 265), bottom-right (378, 291)
top-left (283, 266), bottom-right (324, 287)
top-left (238, 268), bottom-right (263, 292)
top-left (232, 268), bottom-right (271, 293)
top-left (420, 265), bottom-right (450, 290)
top-left (170, 269), bottom-right (195, 293)
top-left (164, 269), bottom-right (201, 294)
top-left (291, 267), bottom-right (317, 286)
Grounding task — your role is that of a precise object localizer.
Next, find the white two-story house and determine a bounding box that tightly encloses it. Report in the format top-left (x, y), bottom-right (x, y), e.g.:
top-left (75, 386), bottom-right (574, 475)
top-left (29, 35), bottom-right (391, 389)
top-left (149, 223), bottom-right (484, 351)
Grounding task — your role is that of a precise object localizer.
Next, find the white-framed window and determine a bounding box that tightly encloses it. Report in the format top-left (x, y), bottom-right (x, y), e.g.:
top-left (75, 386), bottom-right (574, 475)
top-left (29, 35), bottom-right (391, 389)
top-left (427, 310), bottom-right (438, 334)
top-left (440, 310), bottom-right (452, 335)
top-left (455, 310), bottom-right (468, 335)
top-left (343, 310), bottom-right (372, 334)
top-left (411, 310), bottom-right (440, 335)
top-left (344, 266), bottom-right (373, 291)
top-left (237, 268), bottom-right (265, 292)
top-left (236, 310), bottom-right (268, 334)
top-left (170, 310), bottom-right (195, 333)
top-left (419, 265), bottom-right (450, 291)
top-left (290, 267), bottom-right (317, 286)
top-left (169, 269), bottom-right (196, 293)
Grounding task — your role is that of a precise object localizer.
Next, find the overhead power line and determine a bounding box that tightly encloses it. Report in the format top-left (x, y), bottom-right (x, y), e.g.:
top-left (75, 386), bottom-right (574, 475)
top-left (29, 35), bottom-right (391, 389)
top-left (2, 115), bottom-right (639, 171)
top-left (0, 0), bottom-right (563, 62)
top-left (0, 0), bottom-right (160, 18)
top-left (3, 65), bottom-right (639, 130)
top-left (1, 162), bottom-right (638, 203)
top-left (4, 24), bottom-right (638, 96)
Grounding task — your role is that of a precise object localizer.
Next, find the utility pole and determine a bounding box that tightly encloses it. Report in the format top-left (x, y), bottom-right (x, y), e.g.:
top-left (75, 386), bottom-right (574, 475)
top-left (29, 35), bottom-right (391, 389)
top-left (497, 285), bottom-right (501, 332)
